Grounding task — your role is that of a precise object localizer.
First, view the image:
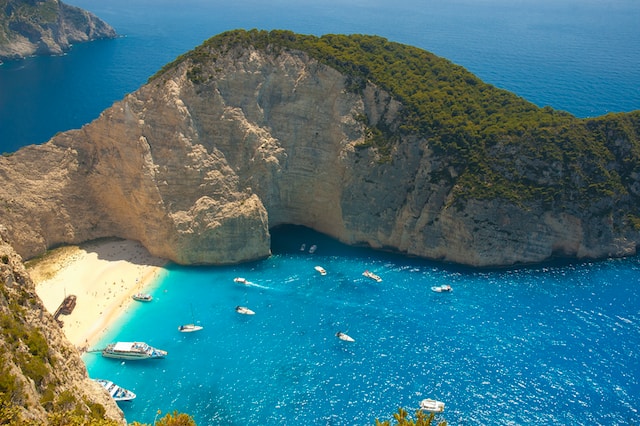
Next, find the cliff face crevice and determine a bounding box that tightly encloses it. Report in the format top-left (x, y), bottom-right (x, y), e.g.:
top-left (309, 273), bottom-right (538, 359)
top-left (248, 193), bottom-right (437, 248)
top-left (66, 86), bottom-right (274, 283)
top-left (0, 32), bottom-right (639, 267)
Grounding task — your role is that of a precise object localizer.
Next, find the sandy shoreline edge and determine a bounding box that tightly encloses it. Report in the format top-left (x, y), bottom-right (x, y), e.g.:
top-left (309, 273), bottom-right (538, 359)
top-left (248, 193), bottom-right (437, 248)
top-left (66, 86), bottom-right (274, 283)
top-left (28, 239), bottom-right (168, 350)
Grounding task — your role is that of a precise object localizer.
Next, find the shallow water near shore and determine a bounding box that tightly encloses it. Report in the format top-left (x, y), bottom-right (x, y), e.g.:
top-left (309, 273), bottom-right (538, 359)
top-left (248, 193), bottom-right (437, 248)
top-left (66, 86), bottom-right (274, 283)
top-left (84, 226), bottom-right (640, 425)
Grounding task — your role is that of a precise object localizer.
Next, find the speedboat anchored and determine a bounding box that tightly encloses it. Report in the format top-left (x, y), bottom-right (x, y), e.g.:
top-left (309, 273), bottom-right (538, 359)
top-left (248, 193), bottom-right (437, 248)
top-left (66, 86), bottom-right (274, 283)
top-left (336, 331), bottom-right (355, 342)
top-left (431, 284), bottom-right (452, 293)
top-left (132, 293), bottom-right (152, 302)
top-left (362, 270), bottom-right (382, 282)
top-left (178, 324), bottom-right (203, 332)
top-left (102, 342), bottom-right (167, 360)
top-left (234, 277), bottom-right (248, 284)
top-left (94, 379), bottom-right (136, 402)
top-left (420, 398), bottom-right (445, 413)
top-left (314, 266), bottom-right (327, 275)
top-left (235, 305), bottom-right (255, 315)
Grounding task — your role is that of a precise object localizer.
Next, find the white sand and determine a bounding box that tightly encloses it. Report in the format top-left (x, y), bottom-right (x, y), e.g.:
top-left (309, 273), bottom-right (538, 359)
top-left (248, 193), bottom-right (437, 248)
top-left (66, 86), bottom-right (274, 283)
top-left (29, 239), bottom-right (167, 350)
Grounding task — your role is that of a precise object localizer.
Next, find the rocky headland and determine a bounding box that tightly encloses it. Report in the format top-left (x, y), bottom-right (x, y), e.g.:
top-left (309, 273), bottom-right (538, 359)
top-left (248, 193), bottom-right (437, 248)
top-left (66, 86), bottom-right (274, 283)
top-left (0, 229), bottom-right (124, 424)
top-left (0, 0), bottom-right (116, 63)
top-left (1, 29), bottom-right (639, 268)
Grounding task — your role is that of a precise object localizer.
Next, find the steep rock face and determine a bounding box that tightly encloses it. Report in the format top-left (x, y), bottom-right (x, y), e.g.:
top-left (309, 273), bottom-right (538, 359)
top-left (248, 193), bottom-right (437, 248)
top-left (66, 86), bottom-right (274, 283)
top-left (0, 229), bottom-right (124, 424)
top-left (0, 33), bottom-right (639, 267)
top-left (0, 0), bottom-right (116, 62)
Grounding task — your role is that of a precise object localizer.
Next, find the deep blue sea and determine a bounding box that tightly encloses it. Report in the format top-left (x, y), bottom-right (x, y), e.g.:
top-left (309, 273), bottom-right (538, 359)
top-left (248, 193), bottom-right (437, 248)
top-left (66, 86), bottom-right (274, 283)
top-left (1, 0), bottom-right (639, 152)
top-left (1, 0), bottom-right (639, 424)
top-left (85, 226), bottom-right (640, 425)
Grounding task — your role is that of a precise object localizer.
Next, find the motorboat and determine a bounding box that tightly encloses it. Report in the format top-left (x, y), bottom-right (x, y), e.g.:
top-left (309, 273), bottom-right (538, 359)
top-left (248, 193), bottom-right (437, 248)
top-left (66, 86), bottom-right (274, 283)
top-left (235, 305), bottom-right (255, 315)
top-left (132, 293), bottom-right (153, 302)
top-left (431, 284), bottom-right (452, 293)
top-left (362, 270), bottom-right (382, 282)
top-left (309, 244), bottom-right (317, 254)
top-left (94, 379), bottom-right (136, 402)
top-left (314, 266), bottom-right (327, 275)
top-left (419, 398), bottom-right (445, 413)
top-left (300, 243), bottom-right (306, 251)
top-left (336, 331), bottom-right (355, 342)
top-left (234, 277), bottom-right (248, 284)
top-left (178, 324), bottom-right (203, 332)
top-left (102, 341), bottom-right (167, 360)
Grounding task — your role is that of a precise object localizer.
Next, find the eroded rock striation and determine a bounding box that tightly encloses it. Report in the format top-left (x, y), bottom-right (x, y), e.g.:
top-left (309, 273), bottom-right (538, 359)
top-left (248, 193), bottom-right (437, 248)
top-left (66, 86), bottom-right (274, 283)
top-left (0, 0), bottom-right (116, 62)
top-left (0, 228), bottom-right (124, 424)
top-left (1, 30), bottom-right (639, 267)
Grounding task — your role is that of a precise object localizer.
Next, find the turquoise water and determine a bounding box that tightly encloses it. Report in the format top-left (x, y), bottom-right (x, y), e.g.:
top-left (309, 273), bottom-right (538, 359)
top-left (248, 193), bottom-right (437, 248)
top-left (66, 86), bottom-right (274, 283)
top-left (1, 0), bottom-right (639, 151)
top-left (84, 226), bottom-right (640, 425)
top-left (2, 1), bottom-right (639, 423)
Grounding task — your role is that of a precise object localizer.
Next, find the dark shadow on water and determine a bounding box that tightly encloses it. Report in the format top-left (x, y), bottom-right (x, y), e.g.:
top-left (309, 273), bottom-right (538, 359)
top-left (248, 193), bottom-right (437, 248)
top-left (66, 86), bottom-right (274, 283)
top-left (73, 228), bottom-right (639, 276)
top-left (269, 224), bottom-right (640, 275)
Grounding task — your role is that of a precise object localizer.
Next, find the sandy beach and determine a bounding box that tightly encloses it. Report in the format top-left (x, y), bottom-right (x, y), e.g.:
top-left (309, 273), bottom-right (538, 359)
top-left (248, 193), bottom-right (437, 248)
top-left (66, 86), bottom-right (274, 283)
top-left (28, 239), bottom-right (168, 350)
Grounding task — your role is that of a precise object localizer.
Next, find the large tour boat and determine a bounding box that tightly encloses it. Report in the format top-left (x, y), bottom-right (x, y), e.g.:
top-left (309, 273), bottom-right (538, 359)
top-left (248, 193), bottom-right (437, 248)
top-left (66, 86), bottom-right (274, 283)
top-left (102, 341), bottom-right (167, 360)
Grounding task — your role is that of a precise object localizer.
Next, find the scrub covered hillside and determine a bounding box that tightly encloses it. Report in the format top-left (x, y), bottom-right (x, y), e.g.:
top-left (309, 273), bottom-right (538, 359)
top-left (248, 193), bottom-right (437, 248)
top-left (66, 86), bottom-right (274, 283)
top-left (159, 29), bottom-right (640, 212)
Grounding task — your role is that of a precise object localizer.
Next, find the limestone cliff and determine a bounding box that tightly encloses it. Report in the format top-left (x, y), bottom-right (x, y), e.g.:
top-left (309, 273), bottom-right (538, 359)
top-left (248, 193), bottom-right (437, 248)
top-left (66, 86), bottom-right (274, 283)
top-left (0, 0), bottom-right (116, 62)
top-left (0, 29), bottom-right (639, 267)
top-left (0, 228), bottom-right (124, 424)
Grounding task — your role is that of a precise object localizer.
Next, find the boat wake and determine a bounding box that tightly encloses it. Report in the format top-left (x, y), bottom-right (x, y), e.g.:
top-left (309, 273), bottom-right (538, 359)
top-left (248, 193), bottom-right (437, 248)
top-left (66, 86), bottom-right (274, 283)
top-left (234, 277), bottom-right (270, 289)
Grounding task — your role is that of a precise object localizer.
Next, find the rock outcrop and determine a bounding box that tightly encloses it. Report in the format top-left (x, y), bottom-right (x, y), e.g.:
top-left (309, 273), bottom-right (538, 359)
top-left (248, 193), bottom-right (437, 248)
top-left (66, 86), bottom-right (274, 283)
top-left (0, 228), bottom-right (124, 424)
top-left (0, 30), bottom-right (639, 267)
top-left (0, 0), bottom-right (116, 62)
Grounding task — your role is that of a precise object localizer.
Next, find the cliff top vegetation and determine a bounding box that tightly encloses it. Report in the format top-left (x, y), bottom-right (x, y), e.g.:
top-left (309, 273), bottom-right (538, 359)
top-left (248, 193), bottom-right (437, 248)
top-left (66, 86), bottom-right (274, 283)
top-left (153, 29), bottom-right (640, 214)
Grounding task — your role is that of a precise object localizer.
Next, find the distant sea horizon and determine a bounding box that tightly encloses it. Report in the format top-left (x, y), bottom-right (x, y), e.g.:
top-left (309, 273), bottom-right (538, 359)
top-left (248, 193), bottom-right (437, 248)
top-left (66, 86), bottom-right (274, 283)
top-left (1, 0), bottom-right (639, 153)
top-left (1, 1), bottom-right (639, 424)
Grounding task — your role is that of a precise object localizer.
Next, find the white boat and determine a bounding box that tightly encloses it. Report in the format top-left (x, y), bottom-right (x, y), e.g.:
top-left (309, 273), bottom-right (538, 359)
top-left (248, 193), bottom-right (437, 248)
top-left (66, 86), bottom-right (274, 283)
top-left (234, 277), bottom-right (248, 284)
top-left (132, 293), bottom-right (153, 302)
top-left (102, 341), bottom-right (167, 360)
top-left (309, 244), bottom-right (317, 254)
top-left (362, 270), bottom-right (382, 282)
top-left (178, 323), bottom-right (203, 332)
top-left (235, 305), bottom-right (255, 315)
top-left (431, 284), bottom-right (452, 293)
top-left (94, 379), bottom-right (136, 402)
top-left (179, 304), bottom-right (203, 332)
top-left (300, 243), bottom-right (306, 251)
top-left (336, 331), bottom-right (355, 342)
top-left (314, 266), bottom-right (327, 275)
top-left (420, 398), bottom-right (445, 413)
